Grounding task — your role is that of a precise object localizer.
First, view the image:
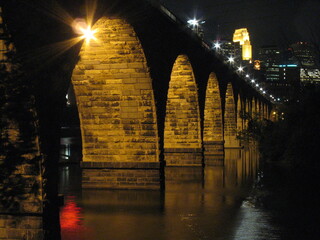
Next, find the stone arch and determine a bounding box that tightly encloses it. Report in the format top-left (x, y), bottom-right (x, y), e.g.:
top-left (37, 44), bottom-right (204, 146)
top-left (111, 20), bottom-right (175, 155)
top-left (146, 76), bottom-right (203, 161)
top-left (203, 72), bottom-right (224, 166)
top-left (164, 55), bottom-right (202, 166)
top-left (72, 17), bottom-right (160, 189)
top-left (224, 83), bottom-right (238, 148)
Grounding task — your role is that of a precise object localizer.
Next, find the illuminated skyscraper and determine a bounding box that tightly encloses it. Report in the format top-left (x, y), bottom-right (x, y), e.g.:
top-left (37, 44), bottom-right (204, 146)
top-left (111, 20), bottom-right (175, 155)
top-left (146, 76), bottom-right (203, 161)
top-left (233, 28), bottom-right (252, 61)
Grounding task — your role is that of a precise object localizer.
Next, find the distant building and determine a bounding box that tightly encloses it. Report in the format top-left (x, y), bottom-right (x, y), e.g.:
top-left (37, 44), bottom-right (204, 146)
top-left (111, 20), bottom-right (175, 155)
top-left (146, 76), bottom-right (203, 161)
top-left (258, 45), bottom-right (281, 68)
top-left (262, 64), bottom-right (300, 101)
top-left (233, 28), bottom-right (252, 62)
top-left (300, 68), bottom-right (320, 84)
top-left (212, 39), bottom-right (242, 64)
top-left (289, 42), bottom-right (319, 68)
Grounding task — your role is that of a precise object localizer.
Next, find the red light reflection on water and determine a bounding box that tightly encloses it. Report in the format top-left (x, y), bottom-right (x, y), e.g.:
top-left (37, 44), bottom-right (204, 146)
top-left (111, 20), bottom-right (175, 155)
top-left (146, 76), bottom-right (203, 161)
top-left (60, 196), bottom-right (90, 240)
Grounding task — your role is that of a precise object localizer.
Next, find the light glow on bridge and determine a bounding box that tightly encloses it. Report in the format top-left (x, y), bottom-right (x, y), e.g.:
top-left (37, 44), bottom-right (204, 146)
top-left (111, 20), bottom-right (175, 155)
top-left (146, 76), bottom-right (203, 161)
top-left (80, 26), bottom-right (97, 44)
top-left (72, 18), bottom-right (98, 44)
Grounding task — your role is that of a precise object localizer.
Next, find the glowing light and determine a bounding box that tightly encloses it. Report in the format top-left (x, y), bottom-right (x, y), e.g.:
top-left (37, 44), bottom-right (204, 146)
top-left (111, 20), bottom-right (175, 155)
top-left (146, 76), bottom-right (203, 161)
top-left (213, 42), bottom-right (221, 49)
top-left (227, 56), bottom-right (234, 63)
top-left (60, 196), bottom-right (84, 232)
top-left (263, 91), bottom-right (266, 94)
top-left (255, 84), bottom-right (259, 87)
top-left (72, 18), bottom-right (97, 44)
top-left (246, 74), bottom-right (250, 78)
top-left (251, 79), bottom-right (255, 83)
top-left (80, 26), bottom-right (97, 43)
top-left (238, 66), bottom-right (244, 72)
top-left (260, 88), bottom-right (263, 91)
top-left (188, 19), bottom-right (199, 26)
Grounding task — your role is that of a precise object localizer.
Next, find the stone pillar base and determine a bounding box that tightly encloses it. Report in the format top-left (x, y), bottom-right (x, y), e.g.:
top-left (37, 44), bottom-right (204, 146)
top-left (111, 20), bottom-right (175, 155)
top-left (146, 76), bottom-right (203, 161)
top-left (81, 162), bottom-right (161, 190)
top-left (164, 148), bottom-right (203, 166)
top-left (224, 137), bottom-right (241, 149)
top-left (203, 141), bottom-right (225, 166)
top-left (0, 215), bottom-right (43, 240)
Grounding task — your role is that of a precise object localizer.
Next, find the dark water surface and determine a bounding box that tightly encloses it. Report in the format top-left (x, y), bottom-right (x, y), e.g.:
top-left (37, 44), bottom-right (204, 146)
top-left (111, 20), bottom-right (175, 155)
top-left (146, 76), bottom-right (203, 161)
top-left (59, 139), bottom-right (284, 240)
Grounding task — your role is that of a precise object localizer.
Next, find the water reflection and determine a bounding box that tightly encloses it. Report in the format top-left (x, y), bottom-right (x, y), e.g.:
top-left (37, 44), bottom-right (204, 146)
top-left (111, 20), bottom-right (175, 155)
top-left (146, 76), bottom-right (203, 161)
top-left (59, 146), bottom-right (279, 240)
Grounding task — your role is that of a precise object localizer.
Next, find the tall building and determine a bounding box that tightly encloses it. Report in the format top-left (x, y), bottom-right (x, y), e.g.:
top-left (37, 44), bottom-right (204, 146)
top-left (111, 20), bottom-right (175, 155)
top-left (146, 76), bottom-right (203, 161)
top-left (261, 64), bottom-right (300, 101)
top-left (233, 28), bottom-right (252, 61)
top-left (289, 42), bottom-right (318, 68)
top-left (258, 45), bottom-right (281, 68)
top-left (212, 39), bottom-right (241, 64)
top-left (288, 42), bottom-right (320, 84)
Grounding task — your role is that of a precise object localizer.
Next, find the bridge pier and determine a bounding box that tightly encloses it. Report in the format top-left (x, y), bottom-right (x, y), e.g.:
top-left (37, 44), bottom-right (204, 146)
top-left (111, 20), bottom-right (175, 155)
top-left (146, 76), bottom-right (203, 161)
top-left (81, 162), bottom-right (161, 190)
top-left (203, 141), bottom-right (225, 166)
top-left (164, 148), bottom-right (203, 166)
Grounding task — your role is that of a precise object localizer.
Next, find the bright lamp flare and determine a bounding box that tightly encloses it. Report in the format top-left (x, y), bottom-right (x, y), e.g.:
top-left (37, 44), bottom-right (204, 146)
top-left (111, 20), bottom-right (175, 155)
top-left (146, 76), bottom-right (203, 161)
top-left (188, 19), bottom-right (199, 26)
top-left (213, 42), bottom-right (221, 49)
top-left (228, 56), bottom-right (234, 63)
top-left (72, 18), bottom-right (97, 44)
top-left (80, 26), bottom-right (97, 43)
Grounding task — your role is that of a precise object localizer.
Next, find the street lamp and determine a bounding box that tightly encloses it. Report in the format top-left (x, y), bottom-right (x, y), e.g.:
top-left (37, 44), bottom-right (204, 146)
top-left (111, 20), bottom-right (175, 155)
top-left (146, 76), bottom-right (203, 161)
top-left (72, 18), bottom-right (97, 44)
top-left (80, 26), bottom-right (97, 44)
top-left (237, 66), bottom-right (244, 72)
top-left (227, 56), bottom-right (234, 64)
top-left (213, 42), bottom-right (221, 50)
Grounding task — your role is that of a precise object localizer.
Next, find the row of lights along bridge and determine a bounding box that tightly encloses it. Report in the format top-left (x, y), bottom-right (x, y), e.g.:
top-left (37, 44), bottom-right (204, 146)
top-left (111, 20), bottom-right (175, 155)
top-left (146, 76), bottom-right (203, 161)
top-left (187, 18), bottom-right (320, 104)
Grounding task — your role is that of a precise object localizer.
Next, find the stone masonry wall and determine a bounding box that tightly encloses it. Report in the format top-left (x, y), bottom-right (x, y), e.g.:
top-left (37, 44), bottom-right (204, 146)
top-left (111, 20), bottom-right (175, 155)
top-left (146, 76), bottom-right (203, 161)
top-left (164, 55), bottom-right (202, 166)
top-left (203, 73), bottom-right (224, 166)
top-left (72, 17), bottom-right (160, 189)
top-left (224, 83), bottom-right (238, 148)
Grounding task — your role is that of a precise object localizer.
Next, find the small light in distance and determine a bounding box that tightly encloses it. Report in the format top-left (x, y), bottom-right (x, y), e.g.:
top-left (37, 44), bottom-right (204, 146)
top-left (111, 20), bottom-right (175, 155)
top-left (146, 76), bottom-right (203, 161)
top-left (213, 42), bottom-right (221, 49)
top-left (188, 19), bottom-right (199, 26)
top-left (228, 56), bottom-right (234, 63)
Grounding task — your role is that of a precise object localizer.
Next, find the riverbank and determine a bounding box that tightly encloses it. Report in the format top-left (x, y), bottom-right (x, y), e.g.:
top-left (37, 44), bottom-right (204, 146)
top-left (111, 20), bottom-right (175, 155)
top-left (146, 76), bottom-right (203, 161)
top-left (250, 160), bottom-right (320, 240)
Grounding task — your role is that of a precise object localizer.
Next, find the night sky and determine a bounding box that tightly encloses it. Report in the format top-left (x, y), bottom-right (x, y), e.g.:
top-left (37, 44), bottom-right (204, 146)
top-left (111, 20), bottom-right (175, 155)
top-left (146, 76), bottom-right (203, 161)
top-left (160, 0), bottom-right (320, 54)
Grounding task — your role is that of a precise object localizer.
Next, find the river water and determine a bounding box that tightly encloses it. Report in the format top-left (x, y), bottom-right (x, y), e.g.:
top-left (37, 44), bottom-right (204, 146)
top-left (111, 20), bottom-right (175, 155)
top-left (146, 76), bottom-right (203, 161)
top-left (58, 137), bottom-right (286, 240)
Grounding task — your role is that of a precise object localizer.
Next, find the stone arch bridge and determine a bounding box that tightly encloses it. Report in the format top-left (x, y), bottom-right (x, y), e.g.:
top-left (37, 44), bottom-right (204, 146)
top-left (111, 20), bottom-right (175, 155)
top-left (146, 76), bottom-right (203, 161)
top-left (2, 0), bottom-right (271, 190)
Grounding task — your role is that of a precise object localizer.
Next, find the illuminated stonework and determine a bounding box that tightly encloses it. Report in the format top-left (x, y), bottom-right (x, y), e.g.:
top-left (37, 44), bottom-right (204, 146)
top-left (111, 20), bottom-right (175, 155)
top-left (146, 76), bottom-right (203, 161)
top-left (224, 83), bottom-right (238, 148)
top-left (164, 55), bottom-right (202, 166)
top-left (203, 72), bottom-right (224, 165)
top-left (233, 28), bottom-right (252, 61)
top-left (72, 17), bottom-right (160, 189)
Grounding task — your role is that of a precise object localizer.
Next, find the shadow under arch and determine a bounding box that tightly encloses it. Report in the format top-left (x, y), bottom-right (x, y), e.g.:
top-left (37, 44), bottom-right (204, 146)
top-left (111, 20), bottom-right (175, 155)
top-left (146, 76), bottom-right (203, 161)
top-left (71, 16), bottom-right (160, 189)
top-left (224, 82), bottom-right (239, 148)
top-left (164, 54), bottom-right (202, 166)
top-left (203, 72), bottom-right (224, 166)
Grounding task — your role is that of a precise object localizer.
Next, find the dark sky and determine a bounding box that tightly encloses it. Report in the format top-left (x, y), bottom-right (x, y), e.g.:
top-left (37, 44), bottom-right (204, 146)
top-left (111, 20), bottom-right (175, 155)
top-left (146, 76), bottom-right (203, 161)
top-left (160, 0), bottom-right (320, 52)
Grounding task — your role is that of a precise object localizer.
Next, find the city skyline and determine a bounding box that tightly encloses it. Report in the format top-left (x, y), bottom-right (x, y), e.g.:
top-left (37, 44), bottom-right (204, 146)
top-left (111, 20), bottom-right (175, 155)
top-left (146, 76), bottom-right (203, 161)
top-left (161, 0), bottom-right (320, 52)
